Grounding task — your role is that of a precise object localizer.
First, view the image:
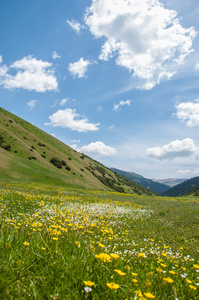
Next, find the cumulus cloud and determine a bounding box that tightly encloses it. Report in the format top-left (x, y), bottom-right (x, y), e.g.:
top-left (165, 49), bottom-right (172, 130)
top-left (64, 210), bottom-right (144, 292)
top-left (0, 55), bottom-right (8, 76)
top-left (0, 55), bottom-right (58, 92)
top-left (78, 141), bottom-right (116, 157)
top-left (146, 138), bottom-right (199, 160)
top-left (45, 108), bottom-right (100, 132)
top-left (68, 57), bottom-right (92, 78)
top-left (27, 100), bottom-right (37, 109)
top-left (113, 99), bottom-right (131, 111)
top-left (175, 100), bottom-right (199, 127)
top-left (85, 0), bottom-right (196, 89)
top-left (67, 19), bottom-right (85, 34)
top-left (52, 51), bottom-right (61, 60)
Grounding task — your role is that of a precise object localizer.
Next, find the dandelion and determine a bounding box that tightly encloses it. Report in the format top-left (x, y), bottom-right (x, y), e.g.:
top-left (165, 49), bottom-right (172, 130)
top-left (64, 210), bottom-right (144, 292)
top-left (132, 279), bottom-right (138, 283)
top-left (107, 282), bottom-right (119, 290)
top-left (169, 270), bottom-right (176, 275)
top-left (144, 292), bottom-right (155, 299)
top-left (163, 277), bottom-right (174, 283)
top-left (52, 237), bottom-right (58, 241)
top-left (132, 273), bottom-right (138, 276)
top-left (23, 242), bottom-right (30, 246)
top-left (84, 281), bottom-right (95, 287)
top-left (98, 243), bottom-right (105, 248)
top-left (41, 247), bottom-right (46, 250)
top-left (114, 269), bottom-right (126, 276)
top-left (186, 279), bottom-right (192, 284)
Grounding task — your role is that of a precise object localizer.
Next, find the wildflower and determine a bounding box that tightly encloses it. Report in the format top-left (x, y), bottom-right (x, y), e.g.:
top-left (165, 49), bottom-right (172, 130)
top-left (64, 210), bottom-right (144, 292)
top-left (98, 243), bottom-right (105, 248)
top-left (156, 267), bottom-right (163, 272)
top-left (169, 270), bottom-right (176, 275)
top-left (163, 277), bottom-right (174, 283)
top-left (95, 253), bottom-right (112, 262)
top-left (52, 237), bottom-right (58, 241)
top-left (84, 287), bottom-right (92, 293)
top-left (138, 252), bottom-right (145, 258)
top-left (135, 290), bottom-right (143, 297)
top-left (76, 241), bottom-right (80, 247)
top-left (84, 281), bottom-right (95, 287)
top-left (107, 282), bottom-right (119, 289)
top-left (41, 247), bottom-right (46, 250)
top-left (23, 242), bottom-right (30, 246)
top-left (189, 285), bottom-right (197, 290)
top-left (193, 264), bottom-right (199, 269)
top-left (132, 279), bottom-right (138, 283)
top-left (186, 279), bottom-right (192, 284)
top-left (144, 292), bottom-right (155, 299)
top-left (132, 273), bottom-right (138, 276)
top-left (110, 253), bottom-right (120, 259)
top-left (114, 269), bottom-right (126, 276)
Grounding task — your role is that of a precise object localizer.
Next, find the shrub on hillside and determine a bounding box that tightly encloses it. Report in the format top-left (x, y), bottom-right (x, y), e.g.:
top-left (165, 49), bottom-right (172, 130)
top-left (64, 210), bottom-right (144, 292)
top-left (50, 158), bottom-right (62, 169)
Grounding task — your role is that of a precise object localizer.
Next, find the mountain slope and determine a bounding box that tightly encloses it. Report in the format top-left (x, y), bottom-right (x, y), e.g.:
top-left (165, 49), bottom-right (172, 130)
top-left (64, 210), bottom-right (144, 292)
top-left (0, 107), bottom-right (154, 195)
top-left (111, 168), bottom-right (170, 194)
top-left (162, 176), bottom-right (199, 197)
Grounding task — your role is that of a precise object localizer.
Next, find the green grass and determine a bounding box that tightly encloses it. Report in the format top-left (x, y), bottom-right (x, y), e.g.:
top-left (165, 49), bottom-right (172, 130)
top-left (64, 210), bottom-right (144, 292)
top-left (0, 182), bottom-right (199, 299)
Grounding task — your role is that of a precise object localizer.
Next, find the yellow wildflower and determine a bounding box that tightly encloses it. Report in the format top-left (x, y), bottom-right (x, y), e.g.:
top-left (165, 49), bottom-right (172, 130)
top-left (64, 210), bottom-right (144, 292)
top-left (95, 253), bottom-right (112, 262)
top-left (23, 242), bottom-right (30, 246)
top-left (189, 285), bottom-right (197, 290)
top-left (110, 253), bottom-right (120, 259)
top-left (114, 269), bottom-right (126, 276)
top-left (107, 282), bottom-right (119, 290)
top-left (163, 277), bottom-right (174, 283)
top-left (132, 272), bottom-right (138, 276)
top-left (98, 243), bottom-right (105, 248)
top-left (169, 270), bottom-right (176, 275)
top-left (144, 292), bottom-right (155, 299)
top-left (132, 279), bottom-right (138, 283)
top-left (186, 279), bottom-right (192, 284)
top-left (84, 281), bottom-right (95, 287)
top-left (193, 264), bottom-right (199, 269)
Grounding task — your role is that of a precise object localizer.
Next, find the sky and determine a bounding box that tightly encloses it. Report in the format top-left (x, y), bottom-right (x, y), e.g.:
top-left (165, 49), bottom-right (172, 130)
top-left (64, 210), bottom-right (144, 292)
top-left (0, 0), bottom-right (199, 180)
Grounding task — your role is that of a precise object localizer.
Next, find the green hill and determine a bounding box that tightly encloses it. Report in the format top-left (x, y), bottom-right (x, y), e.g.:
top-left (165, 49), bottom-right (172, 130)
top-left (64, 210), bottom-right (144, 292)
top-left (163, 176), bottom-right (199, 197)
top-left (111, 168), bottom-right (170, 194)
top-left (0, 107), bottom-right (154, 195)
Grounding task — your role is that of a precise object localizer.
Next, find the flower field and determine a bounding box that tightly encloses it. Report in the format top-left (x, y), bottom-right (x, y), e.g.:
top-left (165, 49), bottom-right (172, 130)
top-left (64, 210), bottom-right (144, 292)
top-left (0, 182), bottom-right (199, 299)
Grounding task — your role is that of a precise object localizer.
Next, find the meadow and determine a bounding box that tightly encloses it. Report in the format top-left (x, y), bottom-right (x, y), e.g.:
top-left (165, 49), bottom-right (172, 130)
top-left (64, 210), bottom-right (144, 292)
top-left (0, 182), bottom-right (199, 299)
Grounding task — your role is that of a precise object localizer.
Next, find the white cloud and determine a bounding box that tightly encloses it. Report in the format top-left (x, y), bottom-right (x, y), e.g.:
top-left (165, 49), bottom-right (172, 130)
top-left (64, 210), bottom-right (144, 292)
top-left (60, 98), bottom-right (69, 107)
top-left (0, 55), bottom-right (58, 92)
top-left (176, 169), bottom-right (191, 175)
top-left (78, 141), bottom-right (116, 157)
top-left (0, 55), bottom-right (8, 76)
top-left (113, 99), bottom-right (131, 111)
top-left (68, 57), bottom-right (92, 78)
top-left (175, 100), bottom-right (199, 127)
top-left (195, 62), bottom-right (199, 70)
top-left (27, 100), bottom-right (37, 109)
top-left (146, 138), bottom-right (199, 160)
top-left (52, 51), bottom-right (61, 60)
top-left (85, 0), bottom-right (196, 89)
top-left (45, 108), bottom-right (100, 132)
top-left (67, 19), bottom-right (85, 34)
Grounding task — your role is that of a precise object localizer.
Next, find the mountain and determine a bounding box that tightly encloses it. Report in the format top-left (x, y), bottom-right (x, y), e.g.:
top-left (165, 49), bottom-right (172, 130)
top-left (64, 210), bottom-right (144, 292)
top-left (153, 178), bottom-right (187, 188)
top-left (162, 176), bottom-right (199, 197)
top-left (111, 168), bottom-right (170, 194)
top-left (0, 107), bottom-right (154, 196)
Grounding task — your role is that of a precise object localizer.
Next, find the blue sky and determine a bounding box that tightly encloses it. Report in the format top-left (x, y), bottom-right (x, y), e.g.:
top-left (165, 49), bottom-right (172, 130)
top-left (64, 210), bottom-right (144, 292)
top-left (0, 0), bottom-right (199, 180)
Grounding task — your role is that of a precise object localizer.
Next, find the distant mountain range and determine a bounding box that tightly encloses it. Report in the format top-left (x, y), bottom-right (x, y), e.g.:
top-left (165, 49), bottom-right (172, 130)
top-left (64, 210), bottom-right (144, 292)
top-left (162, 176), bottom-right (199, 197)
top-left (111, 168), bottom-right (170, 194)
top-left (111, 168), bottom-right (199, 197)
top-left (153, 178), bottom-right (187, 188)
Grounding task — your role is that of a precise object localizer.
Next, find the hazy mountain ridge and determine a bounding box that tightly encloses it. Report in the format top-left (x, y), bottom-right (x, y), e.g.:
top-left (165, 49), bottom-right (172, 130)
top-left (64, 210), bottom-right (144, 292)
top-left (111, 168), bottom-right (170, 194)
top-left (153, 178), bottom-right (187, 188)
top-left (162, 176), bottom-right (199, 197)
top-left (0, 107), bottom-right (154, 196)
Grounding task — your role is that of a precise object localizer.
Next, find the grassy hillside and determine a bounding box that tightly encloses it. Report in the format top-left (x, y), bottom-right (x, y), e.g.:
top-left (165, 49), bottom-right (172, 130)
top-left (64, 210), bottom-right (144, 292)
top-left (112, 168), bottom-right (170, 194)
top-left (0, 107), bottom-right (153, 195)
top-left (163, 176), bottom-right (199, 197)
